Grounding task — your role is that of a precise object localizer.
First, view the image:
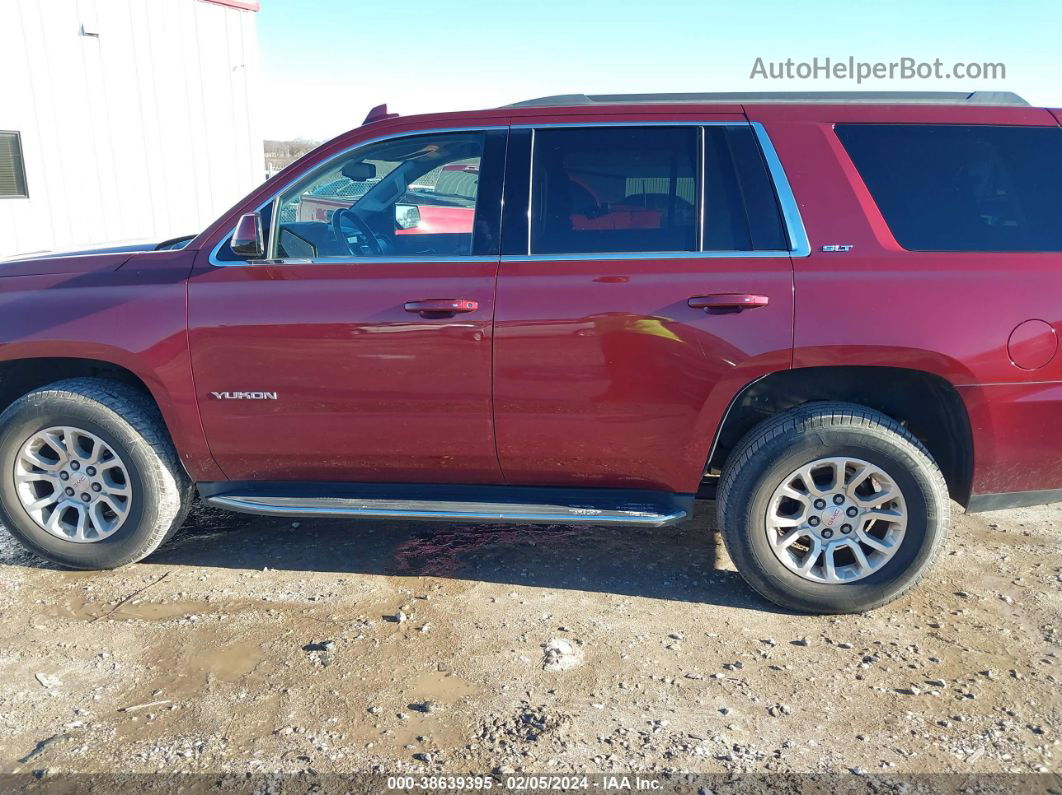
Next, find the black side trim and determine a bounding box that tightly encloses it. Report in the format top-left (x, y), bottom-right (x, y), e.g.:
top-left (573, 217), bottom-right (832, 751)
top-left (471, 129), bottom-right (507, 256)
top-left (197, 481), bottom-right (694, 517)
top-left (500, 129), bottom-right (531, 256)
top-left (966, 488), bottom-right (1062, 513)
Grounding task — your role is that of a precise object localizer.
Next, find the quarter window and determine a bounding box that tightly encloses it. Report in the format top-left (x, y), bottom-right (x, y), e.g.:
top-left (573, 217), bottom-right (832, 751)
top-left (0, 131), bottom-right (28, 198)
top-left (837, 124), bottom-right (1062, 252)
top-left (710, 125), bottom-right (788, 251)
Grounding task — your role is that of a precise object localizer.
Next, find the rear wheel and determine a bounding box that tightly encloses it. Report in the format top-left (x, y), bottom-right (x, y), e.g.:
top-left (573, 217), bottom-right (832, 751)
top-left (0, 378), bottom-right (192, 569)
top-left (717, 403), bottom-right (950, 613)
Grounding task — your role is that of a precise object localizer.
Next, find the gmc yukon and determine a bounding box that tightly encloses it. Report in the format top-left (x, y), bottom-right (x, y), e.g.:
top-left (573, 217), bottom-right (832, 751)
top-left (3, 91), bottom-right (1061, 614)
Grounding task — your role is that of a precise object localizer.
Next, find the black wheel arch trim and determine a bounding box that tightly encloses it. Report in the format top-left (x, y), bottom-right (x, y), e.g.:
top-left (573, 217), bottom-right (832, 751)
top-left (704, 366), bottom-right (975, 507)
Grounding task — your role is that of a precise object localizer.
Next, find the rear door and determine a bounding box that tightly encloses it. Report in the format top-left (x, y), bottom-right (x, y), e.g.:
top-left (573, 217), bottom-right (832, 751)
top-left (492, 117), bottom-right (804, 494)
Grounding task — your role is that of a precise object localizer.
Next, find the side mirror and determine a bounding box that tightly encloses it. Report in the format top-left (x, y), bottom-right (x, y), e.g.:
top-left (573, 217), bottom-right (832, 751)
top-left (231, 212), bottom-right (264, 259)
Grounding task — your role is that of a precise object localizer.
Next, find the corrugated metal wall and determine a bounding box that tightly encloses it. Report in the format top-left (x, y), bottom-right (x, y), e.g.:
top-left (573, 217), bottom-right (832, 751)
top-left (0, 0), bottom-right (263, 257)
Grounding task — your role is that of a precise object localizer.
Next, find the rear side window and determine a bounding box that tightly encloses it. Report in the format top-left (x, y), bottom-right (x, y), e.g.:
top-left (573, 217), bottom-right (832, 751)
top-left (837, 124), bottom-right (1062, 252)
top-left (529, 125), bottom-right (787, 256)
top-left (531, 127), bottom-right (698, 255)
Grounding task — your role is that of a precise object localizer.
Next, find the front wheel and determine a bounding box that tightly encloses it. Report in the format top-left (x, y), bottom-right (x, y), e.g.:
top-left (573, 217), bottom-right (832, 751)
top-left (0, 378), bottom-right (192, 569)
top-left (717, 403), bottom-right (950, 614)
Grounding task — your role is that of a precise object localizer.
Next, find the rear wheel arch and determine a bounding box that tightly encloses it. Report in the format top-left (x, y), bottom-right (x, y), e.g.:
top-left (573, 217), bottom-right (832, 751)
top-left (707, 366), bottom-right (974, 506)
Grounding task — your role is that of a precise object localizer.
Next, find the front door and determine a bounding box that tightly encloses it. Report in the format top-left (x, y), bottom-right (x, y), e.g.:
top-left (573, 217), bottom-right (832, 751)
top-left (493, 121), bottom-right (799, 494)
top-left (188, 128), bottom-right (507, 483)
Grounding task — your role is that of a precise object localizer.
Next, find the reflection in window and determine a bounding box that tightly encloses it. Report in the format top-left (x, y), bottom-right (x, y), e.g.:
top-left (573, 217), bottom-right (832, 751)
top-left (528, 126), bottom-right (787, 255)
top-left (531, 127), bottom-right (699, 255)
top-left (838, 124), bottom-right (1062, 252)
top-left (272, 132), bottom-right (485, 259)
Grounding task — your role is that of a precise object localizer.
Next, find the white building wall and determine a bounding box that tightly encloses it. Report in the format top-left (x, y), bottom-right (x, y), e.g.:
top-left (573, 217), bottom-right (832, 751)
top-left (0, 0), bottom-right (263, 258)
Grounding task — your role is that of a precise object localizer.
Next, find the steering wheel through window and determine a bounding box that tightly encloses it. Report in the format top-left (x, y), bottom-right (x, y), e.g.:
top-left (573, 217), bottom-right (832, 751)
top-left (330, 207), bottom-right (385, 256)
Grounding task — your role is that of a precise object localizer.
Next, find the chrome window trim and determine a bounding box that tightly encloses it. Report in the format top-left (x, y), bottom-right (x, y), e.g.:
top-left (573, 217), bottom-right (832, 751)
top-left (518, 120), bottom-right (809, 259)
top-left (750, 121), bottom-right (810, 257)
top-left (500, 251), bottom-right (793, 263)
top-left (209, 125), bottom-right (506, 267)
top-left (208, 120), bottom-right (810, 266)
top-left (221, 255), bottom-right (499, 267)
top-left (526, 128), bottom-right (536, 256)
top-left (697, 126), bottom-right (706, 251)
top-left (510, 121), bottom-right (749, 130)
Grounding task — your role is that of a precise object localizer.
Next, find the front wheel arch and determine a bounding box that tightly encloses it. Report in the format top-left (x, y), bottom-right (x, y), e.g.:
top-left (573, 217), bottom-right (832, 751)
top-left (0, 378), bottom-right (194, 568)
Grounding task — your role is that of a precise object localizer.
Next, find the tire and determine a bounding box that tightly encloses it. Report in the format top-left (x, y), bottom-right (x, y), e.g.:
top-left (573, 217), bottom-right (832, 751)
top-left (717, 402), bottom-right (950, 614)
top-left (0, 378), bottom-right (192, 569)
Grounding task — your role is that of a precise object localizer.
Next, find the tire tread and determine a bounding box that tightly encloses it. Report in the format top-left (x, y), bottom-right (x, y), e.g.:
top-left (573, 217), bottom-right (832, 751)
top-left (716, 402), bottom-right (950, 613)
top-left (0, 378), bottom-right (192, 568)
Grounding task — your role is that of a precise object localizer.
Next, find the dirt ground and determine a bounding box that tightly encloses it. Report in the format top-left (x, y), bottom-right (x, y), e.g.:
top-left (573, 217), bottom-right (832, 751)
top-left (0, 498), bottom-right (1058, 782)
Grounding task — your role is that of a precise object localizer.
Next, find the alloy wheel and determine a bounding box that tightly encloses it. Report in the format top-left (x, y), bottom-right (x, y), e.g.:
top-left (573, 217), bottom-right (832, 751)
top-left (14, 426), bottom-right (133, 543)
top-left (765, 456), bottom-right (907, 584)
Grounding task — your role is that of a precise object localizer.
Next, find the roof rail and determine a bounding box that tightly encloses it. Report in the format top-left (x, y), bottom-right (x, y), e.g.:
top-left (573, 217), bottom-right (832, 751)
top-left (504, 91), bottom-right (1029, 108)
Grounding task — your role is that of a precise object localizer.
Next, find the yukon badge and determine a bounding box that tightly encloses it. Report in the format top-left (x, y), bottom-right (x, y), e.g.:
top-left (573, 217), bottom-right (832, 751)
top-left (210, 391), bottom-right (278, 400)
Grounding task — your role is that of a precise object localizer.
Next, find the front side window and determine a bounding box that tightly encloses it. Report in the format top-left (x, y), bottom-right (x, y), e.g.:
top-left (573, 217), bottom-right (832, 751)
top-left (837, 124), bottom-right (1062, 252)
top-left (269, 131), bottom-right (487, 260)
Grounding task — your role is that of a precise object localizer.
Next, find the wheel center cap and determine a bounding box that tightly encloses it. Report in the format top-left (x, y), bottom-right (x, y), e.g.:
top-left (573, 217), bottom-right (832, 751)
top-left (822, 505), bottom-right (845, 529)
top-left (70, 472), bottom-right (90, 490)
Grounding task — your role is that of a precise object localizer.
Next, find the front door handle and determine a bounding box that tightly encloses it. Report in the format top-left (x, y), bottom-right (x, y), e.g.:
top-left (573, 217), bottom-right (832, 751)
top-left (404, 298), bottom-right (479, 317)
top-left (688, 293), bottom-right (769, 312)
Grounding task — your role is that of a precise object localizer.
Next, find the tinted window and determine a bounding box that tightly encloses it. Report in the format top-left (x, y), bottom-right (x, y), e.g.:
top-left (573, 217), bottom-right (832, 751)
top-left (273, 132), bottom-right (485, 259)
top-left (716, 126), bottom-right (788, 250)
top-left (501, 129), bottom-right (532, 256)
top-left (837, 124), bottom-right (1062, 252)
top-left (531, 127), bottom-right (698, 254)
top-left (529, 126), bottom-right (787, 255)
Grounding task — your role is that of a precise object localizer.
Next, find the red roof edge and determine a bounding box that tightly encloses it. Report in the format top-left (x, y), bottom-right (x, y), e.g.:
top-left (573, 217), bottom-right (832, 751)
top-left (200, 0), bottom-right (260, 11)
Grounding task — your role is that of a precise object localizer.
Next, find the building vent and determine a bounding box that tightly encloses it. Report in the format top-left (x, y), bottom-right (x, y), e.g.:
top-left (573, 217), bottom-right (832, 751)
top-left (0, 132), bottom-right (28, 198)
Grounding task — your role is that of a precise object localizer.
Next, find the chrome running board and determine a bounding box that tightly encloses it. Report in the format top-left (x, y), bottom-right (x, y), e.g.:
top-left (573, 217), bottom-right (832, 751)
top-left (205, 494), bottom-right (686, 527)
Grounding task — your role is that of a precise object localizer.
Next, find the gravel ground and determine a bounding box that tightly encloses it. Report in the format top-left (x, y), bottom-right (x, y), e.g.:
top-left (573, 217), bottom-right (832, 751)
top-left (0, 499), bottom-right (1058, 782)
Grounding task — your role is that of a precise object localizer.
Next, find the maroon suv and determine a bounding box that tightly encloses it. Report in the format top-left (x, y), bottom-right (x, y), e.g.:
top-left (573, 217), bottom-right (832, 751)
top-left (2, 91), bottom-right (1061, 614)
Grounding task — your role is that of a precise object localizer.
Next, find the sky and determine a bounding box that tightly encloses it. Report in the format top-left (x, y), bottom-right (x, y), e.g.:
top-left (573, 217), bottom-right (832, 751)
top-left (255, 0), bottom-right (1062, 141)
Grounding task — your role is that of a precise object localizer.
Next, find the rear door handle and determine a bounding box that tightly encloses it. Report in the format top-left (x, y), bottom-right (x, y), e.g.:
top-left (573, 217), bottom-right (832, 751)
top-left (688, 293), bottom-right (769, 312)
top-left (404, 299), bottom-right (479, 317)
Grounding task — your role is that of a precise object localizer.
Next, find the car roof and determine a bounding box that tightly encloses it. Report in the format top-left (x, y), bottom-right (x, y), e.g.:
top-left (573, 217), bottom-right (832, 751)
top-left (351, 91), bottom-right (1049, 134)
top-left (502, 91), bottom-right (1030, 108)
